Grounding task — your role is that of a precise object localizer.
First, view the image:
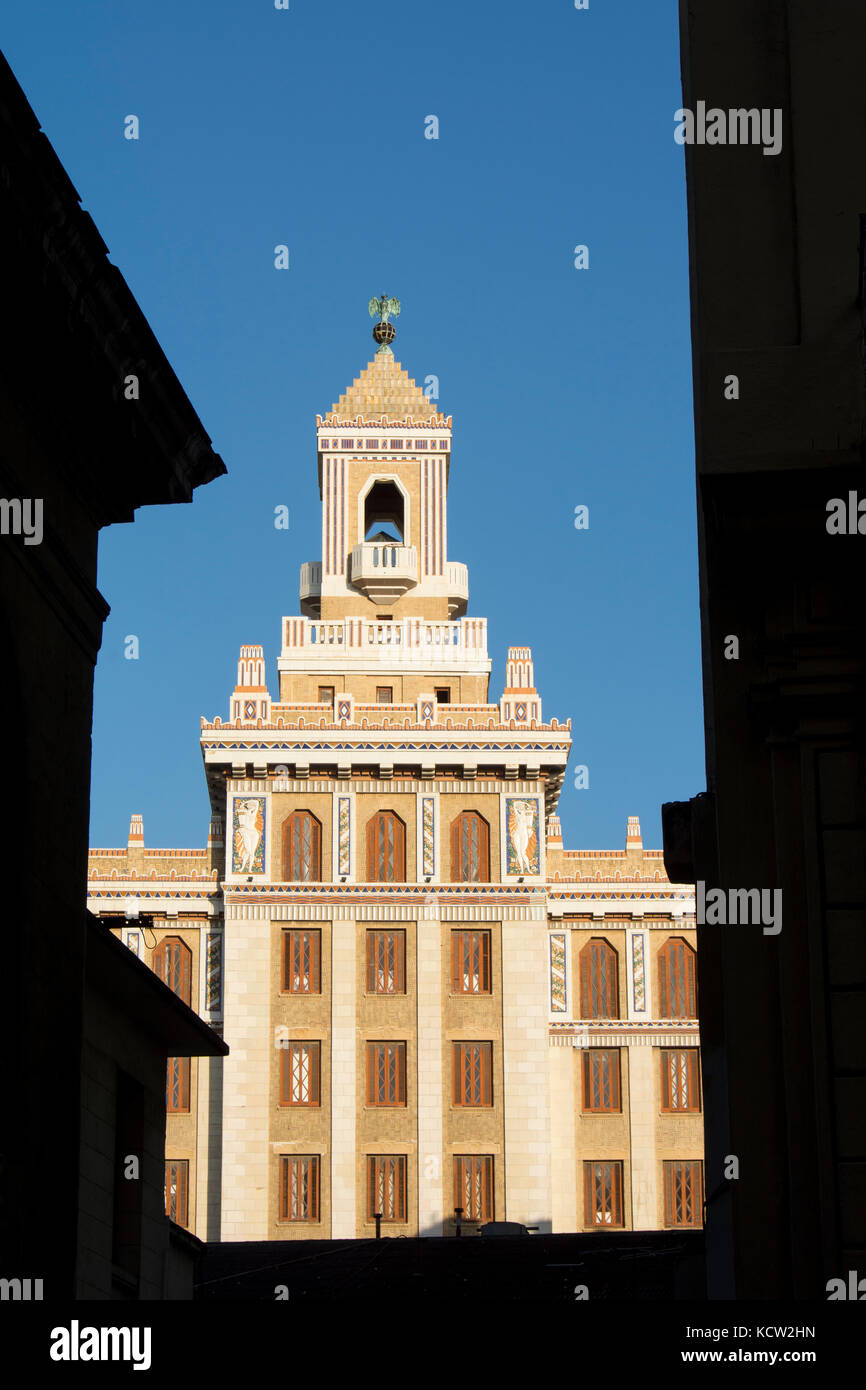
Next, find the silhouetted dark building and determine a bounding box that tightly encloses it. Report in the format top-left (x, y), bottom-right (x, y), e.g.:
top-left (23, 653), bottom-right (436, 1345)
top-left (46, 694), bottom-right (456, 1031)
top-left (0, 48), bottom-right (227, 1298)
top-left (666, 0), bottom-right (866, 1298)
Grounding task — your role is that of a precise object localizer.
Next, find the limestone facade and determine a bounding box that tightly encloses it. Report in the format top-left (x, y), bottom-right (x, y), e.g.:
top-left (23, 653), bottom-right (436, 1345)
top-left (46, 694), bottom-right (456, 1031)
top-left (88, 339), bottom-right (701, 1239)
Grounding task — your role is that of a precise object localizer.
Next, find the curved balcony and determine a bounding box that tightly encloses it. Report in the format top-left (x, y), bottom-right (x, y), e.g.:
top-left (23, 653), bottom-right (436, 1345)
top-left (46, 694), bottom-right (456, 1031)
top-left (447, 561), bottom-right (469, 618)
top-left (349, 542), bottom-right (418, 605)
top-left (299, 561), bottom-right (322, 617)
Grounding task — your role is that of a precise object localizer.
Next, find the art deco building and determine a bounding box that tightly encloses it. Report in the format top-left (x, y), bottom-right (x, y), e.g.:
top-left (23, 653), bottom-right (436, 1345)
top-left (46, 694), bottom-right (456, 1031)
top-left (89, 313), bottom-right (701, 1241)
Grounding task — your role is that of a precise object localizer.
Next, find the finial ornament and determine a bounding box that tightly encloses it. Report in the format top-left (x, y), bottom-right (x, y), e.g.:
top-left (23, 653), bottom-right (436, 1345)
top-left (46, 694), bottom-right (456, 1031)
top-left (368, 293), bottom-right (400, 354)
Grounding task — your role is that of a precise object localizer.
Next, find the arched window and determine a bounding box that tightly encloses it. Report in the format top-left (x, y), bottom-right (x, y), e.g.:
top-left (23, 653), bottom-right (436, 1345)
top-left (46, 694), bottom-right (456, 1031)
top-left (579, 938), bottom-right (619, 1018)
top-left (283, 810), bottom-right (322, 881)
top-left (450, 811), bottom-right (490, 882)
top-left (366, 811), bottom-right (406, 882)
top-left (153, 936), bottom-right (192, 1005)
top-left (364, 480), bottom-right (404, 541)
top-left (658, 937), bottom-right (697, 1017)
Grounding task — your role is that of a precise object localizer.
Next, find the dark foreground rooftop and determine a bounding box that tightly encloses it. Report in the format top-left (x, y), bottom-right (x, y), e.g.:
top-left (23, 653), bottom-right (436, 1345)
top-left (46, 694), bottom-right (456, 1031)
top-left (197, 1231), bottom-right (705, 1302)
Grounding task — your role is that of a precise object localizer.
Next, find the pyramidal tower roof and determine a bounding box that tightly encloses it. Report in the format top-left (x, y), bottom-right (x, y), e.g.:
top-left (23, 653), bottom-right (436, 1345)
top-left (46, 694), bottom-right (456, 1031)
top-left (322, 352), bottom-right (448, 425)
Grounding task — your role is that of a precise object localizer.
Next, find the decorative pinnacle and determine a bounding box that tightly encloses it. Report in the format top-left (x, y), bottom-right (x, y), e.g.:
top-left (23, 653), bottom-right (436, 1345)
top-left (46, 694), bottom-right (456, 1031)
top-left (368, 293), bottom-right (400, 354)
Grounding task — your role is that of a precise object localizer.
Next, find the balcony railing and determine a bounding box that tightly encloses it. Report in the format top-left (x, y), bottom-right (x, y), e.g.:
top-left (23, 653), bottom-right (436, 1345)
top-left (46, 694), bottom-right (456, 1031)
top-left (349, 542), bottom-right (419, 603)
top-left (299, 561), bottom-right (322, 614)
top-left (446, 560), bottom-right (469, 617)
top-left (281, 615), bottom-right (489, 665)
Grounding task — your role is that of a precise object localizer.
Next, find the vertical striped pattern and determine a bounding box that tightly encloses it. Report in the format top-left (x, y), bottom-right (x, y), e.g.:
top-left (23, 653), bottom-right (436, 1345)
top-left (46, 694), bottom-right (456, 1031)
top-left (422, 458), bottom-right (430, 575)
top-left (437, 455), bottom-right (445, 575)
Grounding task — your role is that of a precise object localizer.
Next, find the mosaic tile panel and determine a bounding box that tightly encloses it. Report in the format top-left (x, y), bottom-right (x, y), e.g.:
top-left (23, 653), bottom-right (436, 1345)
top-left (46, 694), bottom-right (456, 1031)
top-left (206, 932), bottom-right (222, 1012)
top-left (631, 933), bottom-right (646, 1012)
top-left (231, 796), bottom-right (266, 874)
top-left (338, 796), bottom-right (351, 877)
top-left (550, 933), bottom-right (566, 1012)
top-left (505, 796), bottom-right (539, 875)
top-left (422, 797), bottom-right (435, 877)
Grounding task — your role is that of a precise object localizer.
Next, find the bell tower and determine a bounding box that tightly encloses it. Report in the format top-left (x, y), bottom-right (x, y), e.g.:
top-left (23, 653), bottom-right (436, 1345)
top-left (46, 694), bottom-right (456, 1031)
top-left (300, 296), bottom-right (468, 623)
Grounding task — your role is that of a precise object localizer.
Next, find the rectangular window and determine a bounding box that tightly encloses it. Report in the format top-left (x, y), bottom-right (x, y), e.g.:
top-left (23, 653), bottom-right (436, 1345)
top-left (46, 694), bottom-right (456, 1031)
top-left (367, 1155), bottom-right (407, 1222)
top-left (389, 438), bottom-right (404, 449)
top-left (279, 1041), bottom-right (321, 1106)
top-left (452, 1042), bottom-right (493, 1106)
top-left (318, 685), bottom-right (334, 706)
top-left (453, 1155), bottom-right (493, 1223)
top-left (282, 929), bottom-right (321, 994)
top-left (414, 439), bottom-right (428, 449)
top-left (366, 930), bottom-right (406, 994)
top-left (366, 1041), bottom-right (407, 1106)
top-left (340, 438), bottom-right (354, 449)
top-left (365, 438), bottom-right (378, 449)
top-left (435, 687), bottom-right (450, 704)
top-left (376, 686), bottom-right (393, 703)
top-left (583, 1160), bottom-right (624, 1228)
top-left (166, 1056), bottom-right (190, 1113)
top-left (451, 930), bottom-right (491, 994)
top-left (279, 1155), bottom-right (320, 1222)
top-left (664, 1160), bottom-right (703, 1228)
top-left (660, 1048), bottom-right (701, 1113)
top-left (581, 1049), bottom-right (621, 1113)
top-left (165, 1159), bottom-right (189, 1228)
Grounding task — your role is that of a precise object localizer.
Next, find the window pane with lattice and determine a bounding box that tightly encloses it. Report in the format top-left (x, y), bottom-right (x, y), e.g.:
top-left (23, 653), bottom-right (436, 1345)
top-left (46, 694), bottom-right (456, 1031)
top-left (451, 812), bottom-right (489, 882)
top-left (579, 938), bottom-right (619, 1018)
top-left (153, 937), bottom-right (192, 1005)
top-left (663, 1159), bottom-right (703, 1227)
top-left (452, 1042), bottom-right (492, 1106)
top-left (285, 811), bottom-right (321, 881)
top-left (660, 1047), bottom-right (700, 1112)
top-left (583, 1160), bottom-right (623, 1227)
top-left (166, 1056), bottom-right (190, 1113)
top-left (582, 1049), bottom-right (621, 1112)
top-left (283, 929), bottom-right (321, 993)
top-left (658, 938), bottom-right (697, 1017)
top-left (367, 812), bottom-right (405, 882)
top-left (366, 1041), bottom-right (406, 1105)
top-left (367, 930), bottom-right (406, 994)
top-left (453, 1155), bottom-right (494, 1222)
top-left (367, 1155), bottom-right (407, 1221)
top-left (165, 1159), bottom-right (189, 1226)
top-left (279, 1155), bottom-right (320, 1221)
top-left (279, 1041), bottom-right (320, 1106)
top-left (451, 930), bottom-right (491, 994)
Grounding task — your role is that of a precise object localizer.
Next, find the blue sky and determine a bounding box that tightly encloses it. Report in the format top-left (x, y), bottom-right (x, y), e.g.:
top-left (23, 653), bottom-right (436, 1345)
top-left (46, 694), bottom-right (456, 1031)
top-left (4, 0), bottom-right (704, 852)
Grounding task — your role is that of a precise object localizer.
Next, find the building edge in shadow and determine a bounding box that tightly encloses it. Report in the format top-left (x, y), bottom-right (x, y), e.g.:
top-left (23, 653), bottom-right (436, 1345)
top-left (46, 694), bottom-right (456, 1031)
top-left (0, 46), bottom-right (227, 1298)
top-left (665, 1), bottom-right (866, 1299)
